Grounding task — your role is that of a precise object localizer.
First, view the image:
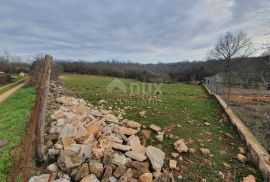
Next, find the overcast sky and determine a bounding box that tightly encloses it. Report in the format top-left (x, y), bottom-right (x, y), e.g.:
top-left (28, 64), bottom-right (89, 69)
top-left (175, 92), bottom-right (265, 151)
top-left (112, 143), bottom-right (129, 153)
top-left (0, 0), bottom-right (270, 63)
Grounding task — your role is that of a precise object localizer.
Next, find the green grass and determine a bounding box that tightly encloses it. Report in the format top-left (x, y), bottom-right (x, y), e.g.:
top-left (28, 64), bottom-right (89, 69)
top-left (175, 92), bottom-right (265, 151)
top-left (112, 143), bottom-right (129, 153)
top-left (0, 86), bottom-right (35, 180)
top-left (61, 74), bottom-right (264, 181)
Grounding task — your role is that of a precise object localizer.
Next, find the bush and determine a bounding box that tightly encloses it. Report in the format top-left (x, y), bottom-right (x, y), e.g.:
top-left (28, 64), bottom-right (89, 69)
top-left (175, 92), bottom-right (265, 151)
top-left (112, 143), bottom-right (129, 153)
top-left (0, 74), bottom-right (12, 84)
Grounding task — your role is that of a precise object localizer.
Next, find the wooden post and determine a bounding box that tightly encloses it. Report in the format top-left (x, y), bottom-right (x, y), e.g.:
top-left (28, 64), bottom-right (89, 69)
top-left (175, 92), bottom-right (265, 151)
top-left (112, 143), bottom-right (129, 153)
top-left (35, 55), bottom-right (52, 163)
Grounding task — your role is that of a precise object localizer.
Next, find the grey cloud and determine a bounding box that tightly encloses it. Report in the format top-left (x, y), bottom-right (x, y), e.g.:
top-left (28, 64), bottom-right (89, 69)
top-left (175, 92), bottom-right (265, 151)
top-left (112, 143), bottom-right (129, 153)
top-left (0, 0), bottom-right (269, 63)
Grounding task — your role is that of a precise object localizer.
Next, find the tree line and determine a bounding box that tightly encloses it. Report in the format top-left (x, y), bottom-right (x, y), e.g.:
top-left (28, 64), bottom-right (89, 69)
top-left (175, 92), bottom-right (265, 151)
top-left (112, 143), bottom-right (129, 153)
top-left (57, 55), bottom-right (269, 83)
top-left (1, 54), bottom-right (269, 83)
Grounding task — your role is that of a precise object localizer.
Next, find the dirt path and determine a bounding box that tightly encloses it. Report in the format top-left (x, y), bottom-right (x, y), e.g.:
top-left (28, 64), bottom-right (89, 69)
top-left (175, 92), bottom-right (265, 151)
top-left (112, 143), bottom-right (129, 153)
top-left (0, 78), bottom-right (26, 90)
top-left (0, 80), bottom-right (28, 103)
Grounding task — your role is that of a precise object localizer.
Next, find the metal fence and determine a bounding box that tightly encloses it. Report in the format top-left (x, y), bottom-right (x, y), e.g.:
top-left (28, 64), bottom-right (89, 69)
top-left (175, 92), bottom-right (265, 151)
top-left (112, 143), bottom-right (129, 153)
top-left (8, 55), bottom-right (52, 182)
top-left (205, 72), bottom-right (270, 152)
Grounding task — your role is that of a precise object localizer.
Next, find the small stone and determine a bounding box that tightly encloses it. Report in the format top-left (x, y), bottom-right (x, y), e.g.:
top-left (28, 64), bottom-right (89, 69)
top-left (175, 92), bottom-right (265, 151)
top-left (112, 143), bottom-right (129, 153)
top-left (153, 172), bottom-right (161, 178)
top-left (239, 147), bottom-right (246, 154)
top-left (47, 163), bottom-right (59, 172)
top-left (103, 153), bottom-right (113, 165)
top-left (125, 151), bottom-right (147, 162)
top-left (149, 124), bottom-right (161, 132)
top-left (79, 144), bottom-right (92, 159)
top-left (102, 165), bottom-right (113, 182)
top-left (81, 174), bottom-right (100, 182)
top-left (53, 178), bottom-right (70, 182)
top-left (60, 124), bottom-right (76, 139)
top-left (56, 118), bottom-right (67, 126)
top-left (89, 160), bottom-right (104, 178)
top-left (62, 137), bottom-right (75, 148)
top-left (188, 148), bottom-right (196, 154)
top-left (66, 144), bottom-right (80, 154)
top-left (174, 139), bottom-right (188, 153)
top-left (153, 172), bottom-right (174, 182)
top-left (92, 148), bottom-right (104, 158)
top-left (247, 167), bottom-right (256, 174)
top-left (126, 161), bottom-right (150, 179)
top-left (112, 142), bottom-right (131, 151)
top-left (57, 149), bottom-right (84, 171)
top-left (204, 122), bottom-right (210, 126)
top-left (75, 163), bottom-right (89, 181)
top-left (237, 154), bottom-right (248, 163)
top-left (112, 153), bottom-right (127, 166)
top-left (127, 120), bottom-right (141, 128)
top-left (223, 162), bottom-right (231, 169)
top-left (113, 165), bottom-right (126, 178)
top-left (104, 114), bottom-right (119, 123)
top-left (224, 132), bottom-right (234, 139)
top-left (178, 175), bottom-right (183, 180)
top-left (48, 148), bottom-right (59, 155)
top-left (242, 175), bottom-right (256, 182)
top-left (86, 123), bottom-right (102, 136)
top-left (62, 174), bottom-right (71, 180)
top-left (109, 136), bottom-right (123, 144)
top-left (218, 171), bottom-right (225, 179)
top-left (109, 176), bottom-right (118, 182)
top-left (140, 111), bottom-right (146, 117)
top-left (128, 135), bottom-right (146, 154)
top-left (156, 133), bottom-right (164, 142)
top-left (171, 153), bottom-right (179, 158)
top-left (98, 99), bottom-right (107, 104)
top-left (119, 127), bottom-right (138, 135)
top-left (200, 148), bottom-right (210, 156)
top-left (29, 174), bottom-right (50, 182)
top-left (139, 173), bottom-right (153, 182)
top-left (141, 130), bottom-right (151, 139)
top-left (55, 144), bottom-right (64, 150)
top-left (146, 146), bottom-right (165, 172)
top-left (169, 160), bottom-right (177, 169)
top-left (119, 168), bottom-right (133, 182)
top-left (46, 140), bottom-right (54, 148)
top-left (220, 150), bottom-right (227, 155)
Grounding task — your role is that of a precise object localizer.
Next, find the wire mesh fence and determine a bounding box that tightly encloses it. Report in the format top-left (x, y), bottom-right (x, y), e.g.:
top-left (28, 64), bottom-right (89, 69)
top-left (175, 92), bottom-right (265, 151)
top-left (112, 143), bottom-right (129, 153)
top-left (7, 56), bottom-right (52, 182)
top-left (205, 72), bottom-right (270, 152)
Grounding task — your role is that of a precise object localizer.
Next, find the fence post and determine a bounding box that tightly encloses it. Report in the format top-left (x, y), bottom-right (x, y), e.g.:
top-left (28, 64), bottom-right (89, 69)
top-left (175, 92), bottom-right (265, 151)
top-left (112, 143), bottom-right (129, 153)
top-left (35, 55), bottom-right (52, 163)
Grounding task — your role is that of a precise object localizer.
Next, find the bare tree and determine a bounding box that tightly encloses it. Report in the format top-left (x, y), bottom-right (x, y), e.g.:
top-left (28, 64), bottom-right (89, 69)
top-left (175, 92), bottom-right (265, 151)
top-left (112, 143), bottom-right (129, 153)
top-left (208, 31), bottom-right (253, 102)
top-left (0, 56), bottom-right (9, 72)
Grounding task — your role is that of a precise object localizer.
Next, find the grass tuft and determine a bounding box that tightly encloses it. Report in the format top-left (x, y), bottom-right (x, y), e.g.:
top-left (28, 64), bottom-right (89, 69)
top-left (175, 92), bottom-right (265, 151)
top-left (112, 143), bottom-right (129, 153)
top-left (0, 86), bottom-right (35, 180)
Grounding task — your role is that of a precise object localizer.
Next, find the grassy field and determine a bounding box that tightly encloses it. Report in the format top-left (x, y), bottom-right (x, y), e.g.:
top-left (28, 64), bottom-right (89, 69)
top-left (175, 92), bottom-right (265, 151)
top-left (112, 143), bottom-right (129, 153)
top-left (0, 86), bottom-right (35, 180)
top-left (61, 74), bottom-right (263, 181)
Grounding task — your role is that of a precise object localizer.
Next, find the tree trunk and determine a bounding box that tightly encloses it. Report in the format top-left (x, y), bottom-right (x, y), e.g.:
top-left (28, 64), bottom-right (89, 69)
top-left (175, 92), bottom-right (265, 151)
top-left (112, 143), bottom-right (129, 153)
top-left (224, 59), bottom-right (230, 106)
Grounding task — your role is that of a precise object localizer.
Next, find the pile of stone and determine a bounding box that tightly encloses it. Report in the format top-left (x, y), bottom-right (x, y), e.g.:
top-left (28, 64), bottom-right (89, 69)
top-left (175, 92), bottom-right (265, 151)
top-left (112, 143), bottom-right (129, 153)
top-left (28, 92), bottom-right (256, 182)
top-left (49, 81), bottom-right (64, 98)
top-left (29, 96), bottom-right (175, 182)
